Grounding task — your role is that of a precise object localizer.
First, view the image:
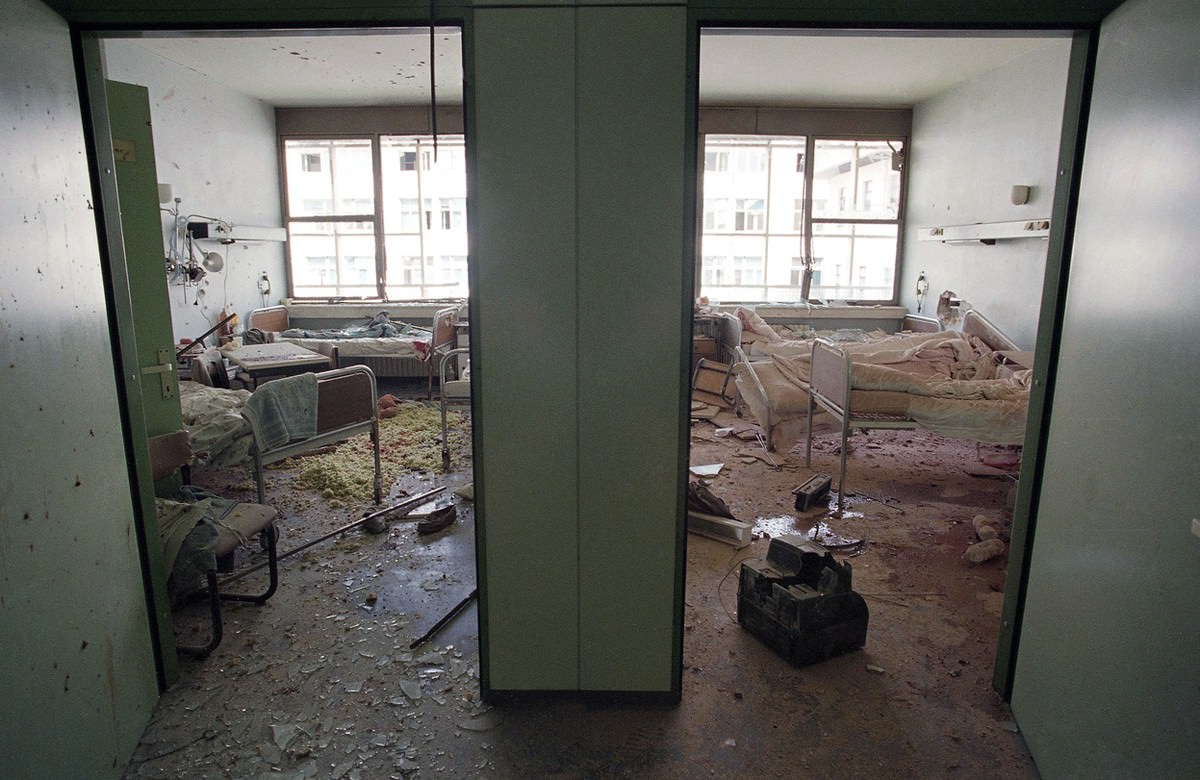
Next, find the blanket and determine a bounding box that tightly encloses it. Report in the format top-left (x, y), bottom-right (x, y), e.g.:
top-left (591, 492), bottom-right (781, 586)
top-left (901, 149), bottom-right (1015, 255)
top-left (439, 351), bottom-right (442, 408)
top-left (765, 331), bottom-right (1031, 444)
top-left (180, 382), bottom-right (253, 467)
top-left (280, 311), bottom-right (431, 340)
top-left (769, 330), bottom-right (1003, 388)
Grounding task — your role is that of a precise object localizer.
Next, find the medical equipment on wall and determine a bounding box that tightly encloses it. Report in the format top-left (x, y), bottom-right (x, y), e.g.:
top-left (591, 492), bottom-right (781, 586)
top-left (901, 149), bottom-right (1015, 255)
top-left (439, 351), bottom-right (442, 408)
top-left (160, 189), bottom-right (285, 288)
top-left (915, 270), bottom-right (929, 312)
top-left (161, 196), bottom-right (228, 288)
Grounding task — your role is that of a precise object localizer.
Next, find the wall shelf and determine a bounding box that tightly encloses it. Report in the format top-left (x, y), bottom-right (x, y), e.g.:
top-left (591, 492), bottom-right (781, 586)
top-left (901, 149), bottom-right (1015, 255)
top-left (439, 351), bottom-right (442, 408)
top-left (918, 219), bottom-right (1051, 244)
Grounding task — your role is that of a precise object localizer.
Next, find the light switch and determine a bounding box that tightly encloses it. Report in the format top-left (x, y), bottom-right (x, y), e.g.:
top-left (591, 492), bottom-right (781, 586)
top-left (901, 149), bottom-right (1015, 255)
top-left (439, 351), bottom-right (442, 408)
top-left (1192, 518), bottom-right (1200, 539)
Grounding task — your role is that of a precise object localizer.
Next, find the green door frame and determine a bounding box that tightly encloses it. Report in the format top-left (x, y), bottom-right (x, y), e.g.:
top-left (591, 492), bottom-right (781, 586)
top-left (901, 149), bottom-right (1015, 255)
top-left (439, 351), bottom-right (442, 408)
top-left (72, 32), bottom-right (179, 688)
top-left (56, 0), bottom-right (1124, 702)
top-left (683, 11), bottom-right (1109, 701)
top-left (992, 29), bottom-right (1101, 698)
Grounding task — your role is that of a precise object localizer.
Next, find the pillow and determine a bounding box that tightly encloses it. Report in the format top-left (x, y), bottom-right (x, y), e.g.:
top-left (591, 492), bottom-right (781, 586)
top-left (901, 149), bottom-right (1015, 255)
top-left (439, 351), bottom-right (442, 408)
top-left (736, 307), bottom-right (781, 342)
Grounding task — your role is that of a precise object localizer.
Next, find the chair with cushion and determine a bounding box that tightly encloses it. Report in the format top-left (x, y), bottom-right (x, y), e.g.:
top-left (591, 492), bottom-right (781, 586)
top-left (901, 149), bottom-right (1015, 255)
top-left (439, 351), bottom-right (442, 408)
top-left (439, 347), bottom-right (471, 471)
top-left (149, 430), bottom-right (280, 656)
top-left (427, 304), bottom-right (463, 399)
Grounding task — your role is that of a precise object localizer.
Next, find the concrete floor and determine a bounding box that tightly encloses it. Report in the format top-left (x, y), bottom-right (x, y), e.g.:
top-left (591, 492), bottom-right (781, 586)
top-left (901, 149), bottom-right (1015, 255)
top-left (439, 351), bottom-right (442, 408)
top-left (124, 383), bottom-right (1037, 779)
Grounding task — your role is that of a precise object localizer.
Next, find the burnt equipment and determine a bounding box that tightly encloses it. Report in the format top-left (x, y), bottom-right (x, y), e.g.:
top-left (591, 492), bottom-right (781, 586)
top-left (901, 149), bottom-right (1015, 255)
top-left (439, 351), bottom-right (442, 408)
top-left (792, 472), bottom-right (832, 511)
top-left (737, 535), bottom-right (868, 666)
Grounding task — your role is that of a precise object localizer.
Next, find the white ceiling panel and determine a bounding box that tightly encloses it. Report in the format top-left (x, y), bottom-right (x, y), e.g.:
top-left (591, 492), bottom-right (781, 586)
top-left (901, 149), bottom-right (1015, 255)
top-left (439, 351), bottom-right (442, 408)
top-left (124, 29), bottom-right (463, 107)
top-left (116, 28), bottom-right (1065, 110)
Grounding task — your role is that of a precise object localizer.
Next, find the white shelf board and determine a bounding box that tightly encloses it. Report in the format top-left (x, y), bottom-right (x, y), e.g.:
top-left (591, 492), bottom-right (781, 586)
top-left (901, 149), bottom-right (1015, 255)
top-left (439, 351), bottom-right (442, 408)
top-left (918, 219), bottom-right (1051, 243)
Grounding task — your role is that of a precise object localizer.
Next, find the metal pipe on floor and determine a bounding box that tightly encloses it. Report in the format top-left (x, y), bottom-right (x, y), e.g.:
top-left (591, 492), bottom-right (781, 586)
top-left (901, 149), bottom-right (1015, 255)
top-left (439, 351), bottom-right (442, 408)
top-left (219, 486), bottom-right (446, 586)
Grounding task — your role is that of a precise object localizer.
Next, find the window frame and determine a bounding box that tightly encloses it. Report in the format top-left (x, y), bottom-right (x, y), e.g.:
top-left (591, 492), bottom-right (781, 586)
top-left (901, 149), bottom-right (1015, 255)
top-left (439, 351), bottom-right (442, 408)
top-left (697, 107), bottom-right (910, 305)
top-left (279, 131), bottom-right (468, 301)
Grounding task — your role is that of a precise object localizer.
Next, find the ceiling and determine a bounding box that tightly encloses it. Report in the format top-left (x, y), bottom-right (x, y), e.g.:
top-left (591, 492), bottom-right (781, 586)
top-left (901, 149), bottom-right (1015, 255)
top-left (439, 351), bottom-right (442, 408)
top-left (118, 28), bottom-right (1065, 109)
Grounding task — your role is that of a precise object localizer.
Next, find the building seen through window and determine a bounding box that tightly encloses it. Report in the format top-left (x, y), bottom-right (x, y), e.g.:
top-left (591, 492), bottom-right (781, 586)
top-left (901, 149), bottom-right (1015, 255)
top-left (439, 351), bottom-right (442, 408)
top-left (700, 134), bottom-right (903, 303)
top-left (283, 135), bottom-right (468, 300)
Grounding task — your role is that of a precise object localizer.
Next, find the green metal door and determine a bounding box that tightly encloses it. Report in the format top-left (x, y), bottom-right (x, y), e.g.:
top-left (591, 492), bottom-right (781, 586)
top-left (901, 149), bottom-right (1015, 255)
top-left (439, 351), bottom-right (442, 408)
top-left (97, 77), bottom-right (184, 677)
top-left (106, 79), bottom-right (183, 438)
top-left (1009, 0), bottom-right (1200, 775)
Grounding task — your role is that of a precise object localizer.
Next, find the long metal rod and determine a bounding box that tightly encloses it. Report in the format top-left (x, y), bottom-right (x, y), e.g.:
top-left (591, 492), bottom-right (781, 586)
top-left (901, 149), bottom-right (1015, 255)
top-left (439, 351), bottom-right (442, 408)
top-left (220, 486), bottom-right (445, 585)
top-left (176, 311), bottom-right (236, 360)
top-left (410, 587), bottom-right (477, 650)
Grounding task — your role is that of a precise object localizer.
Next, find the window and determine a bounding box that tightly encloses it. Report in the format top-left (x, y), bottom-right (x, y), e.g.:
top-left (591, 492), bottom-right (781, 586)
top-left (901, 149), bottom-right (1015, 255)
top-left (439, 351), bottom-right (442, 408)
top-left (734, 199), bottom-right (765, 232)
top-left (704, 150), bottom-right (729, 172)
top-left (283, 135), bottom-right (468, 299)
top-left (699, 134), bottom-right (904, 303)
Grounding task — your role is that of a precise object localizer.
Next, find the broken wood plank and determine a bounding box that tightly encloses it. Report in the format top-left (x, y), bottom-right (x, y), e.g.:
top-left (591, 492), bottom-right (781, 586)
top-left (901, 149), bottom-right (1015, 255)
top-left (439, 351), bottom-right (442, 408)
top-left (687, 510), bottom-right (752, 548)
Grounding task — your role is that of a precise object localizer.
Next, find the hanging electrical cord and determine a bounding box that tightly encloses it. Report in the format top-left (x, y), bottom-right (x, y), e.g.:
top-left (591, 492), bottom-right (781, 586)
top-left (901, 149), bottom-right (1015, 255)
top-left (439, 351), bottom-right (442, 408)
top-left (427, 0), bottom-right (436, 160)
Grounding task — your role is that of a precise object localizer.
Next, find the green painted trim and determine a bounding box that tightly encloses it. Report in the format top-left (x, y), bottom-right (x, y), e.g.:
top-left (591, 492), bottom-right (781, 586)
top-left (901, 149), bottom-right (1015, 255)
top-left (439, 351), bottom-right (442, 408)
top-left (46, 0), bottom-right (1121, 30)
top-left (992, 28), bottom-right (1099, 701)
top-left (459, 8), bottom-right (490, 696)
top-left (73, 32), bottom-right (178, 688)
top-left (687, 0), bottom-right (1120, 28)
top-left (48, 1), bottom-right (471, 28)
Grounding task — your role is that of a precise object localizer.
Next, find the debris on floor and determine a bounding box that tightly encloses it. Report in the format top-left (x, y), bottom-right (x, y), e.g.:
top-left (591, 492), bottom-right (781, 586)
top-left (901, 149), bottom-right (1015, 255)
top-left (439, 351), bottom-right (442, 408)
top-left (416, 502), bottom-right (457, 535)
top-left (736, 535), bottom-right (869, 666)
top-left (377, 393), bottom-right (402, 418)
top-left (792, 472), bottom-right (832, 511)
top-left (687, 481), bottom-right (752, 548)
top-left (127, 382), bottom-right (1039, 780)
top-left (972, 513), bottom-right (1000, 541)
top-left (283, 402), bottom-right (470, 502)
top-left (963, 537), bottom-right (1007, 564)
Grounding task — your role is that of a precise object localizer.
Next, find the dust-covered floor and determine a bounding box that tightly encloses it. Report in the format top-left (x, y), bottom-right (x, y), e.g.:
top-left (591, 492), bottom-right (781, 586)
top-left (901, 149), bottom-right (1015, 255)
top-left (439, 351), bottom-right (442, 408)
top-left (124, 387), bottom-right (1036, 779)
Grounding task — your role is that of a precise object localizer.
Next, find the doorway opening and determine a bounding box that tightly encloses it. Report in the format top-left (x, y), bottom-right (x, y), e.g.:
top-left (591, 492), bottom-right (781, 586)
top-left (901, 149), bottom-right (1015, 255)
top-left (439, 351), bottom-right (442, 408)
top-left (685, 26), bottom-right (1073, 773)
top-left (84, 24), bottom-right (479, 700)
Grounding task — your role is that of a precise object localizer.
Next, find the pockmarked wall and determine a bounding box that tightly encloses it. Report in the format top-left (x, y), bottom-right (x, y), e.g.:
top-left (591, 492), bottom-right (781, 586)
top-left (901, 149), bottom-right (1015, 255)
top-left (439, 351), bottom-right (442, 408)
top-left (0, 2), bottom-right (159, 777)
top-left (104, 40), bottom-right (287, 343)
top-left (902, 39), bottom-right (1072, 348)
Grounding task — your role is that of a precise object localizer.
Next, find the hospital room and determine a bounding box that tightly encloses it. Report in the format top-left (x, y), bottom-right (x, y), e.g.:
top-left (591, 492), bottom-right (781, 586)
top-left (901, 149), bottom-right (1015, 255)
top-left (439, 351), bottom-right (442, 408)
top-left (6, 2), bottom-right (1197, 778)
top-left (95, 24), bottom-right (1064, 776)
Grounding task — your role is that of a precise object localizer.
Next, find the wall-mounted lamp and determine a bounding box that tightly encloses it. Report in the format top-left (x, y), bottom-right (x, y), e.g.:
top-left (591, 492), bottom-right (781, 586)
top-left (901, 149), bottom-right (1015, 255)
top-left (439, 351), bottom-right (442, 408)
top-left (1011, 185), bottom-right (1032, 206)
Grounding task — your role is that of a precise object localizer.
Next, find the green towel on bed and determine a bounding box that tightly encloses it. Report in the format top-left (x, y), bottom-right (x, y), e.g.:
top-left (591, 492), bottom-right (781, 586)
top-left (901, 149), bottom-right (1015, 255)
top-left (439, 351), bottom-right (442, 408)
top-left (241, 372), bottom-right (319, 451)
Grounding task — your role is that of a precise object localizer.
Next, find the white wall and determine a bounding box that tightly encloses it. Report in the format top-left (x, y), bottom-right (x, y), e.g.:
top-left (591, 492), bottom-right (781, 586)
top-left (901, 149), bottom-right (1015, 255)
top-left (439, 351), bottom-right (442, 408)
top-left (103, 41), bottom-right (287, 342)
top-left (1, 2), bottom-right (159, 776)
top-left (901, 39), bottom-right (1072, 348)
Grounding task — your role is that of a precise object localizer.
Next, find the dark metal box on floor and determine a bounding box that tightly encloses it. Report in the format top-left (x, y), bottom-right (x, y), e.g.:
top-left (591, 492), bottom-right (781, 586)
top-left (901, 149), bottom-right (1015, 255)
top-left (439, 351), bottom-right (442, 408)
top-left (737, 535), bottom-right (869, 666)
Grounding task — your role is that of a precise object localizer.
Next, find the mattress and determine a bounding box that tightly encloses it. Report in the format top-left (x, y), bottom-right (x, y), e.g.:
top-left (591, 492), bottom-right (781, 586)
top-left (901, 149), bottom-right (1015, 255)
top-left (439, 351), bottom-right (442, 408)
top-left (277, 335), bottom-right (429, 360)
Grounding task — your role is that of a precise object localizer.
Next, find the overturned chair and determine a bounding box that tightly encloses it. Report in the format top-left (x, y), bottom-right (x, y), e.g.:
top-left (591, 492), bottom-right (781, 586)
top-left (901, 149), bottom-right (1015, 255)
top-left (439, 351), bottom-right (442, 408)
top-left (149, 430), bottom-right (280, 657)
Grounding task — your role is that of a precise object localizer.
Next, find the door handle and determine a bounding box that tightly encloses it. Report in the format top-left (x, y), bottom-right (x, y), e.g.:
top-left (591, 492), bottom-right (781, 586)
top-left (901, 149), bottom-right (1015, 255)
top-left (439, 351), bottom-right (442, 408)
top-left (141, 348), bottom-right (176, 400)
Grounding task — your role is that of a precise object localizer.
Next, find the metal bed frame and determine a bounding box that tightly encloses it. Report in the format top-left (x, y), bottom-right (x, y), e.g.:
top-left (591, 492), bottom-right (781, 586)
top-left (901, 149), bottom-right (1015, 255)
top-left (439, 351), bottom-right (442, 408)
top-left (248, 364), bottom-right (383, 505)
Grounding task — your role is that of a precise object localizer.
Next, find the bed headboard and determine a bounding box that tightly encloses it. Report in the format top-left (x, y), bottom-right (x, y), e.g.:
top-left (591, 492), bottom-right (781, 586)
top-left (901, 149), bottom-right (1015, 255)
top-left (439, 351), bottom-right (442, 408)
top-left (962, 310), bottom-right (1020, 352)
top-left (431, 305), bottom-right (461, 350)
top-left (315, 365), bottom-right (378, 433)
top-left (248, 306), bottom-right (290, 333)
top-left (902, 313), bottom-right (941, 333)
